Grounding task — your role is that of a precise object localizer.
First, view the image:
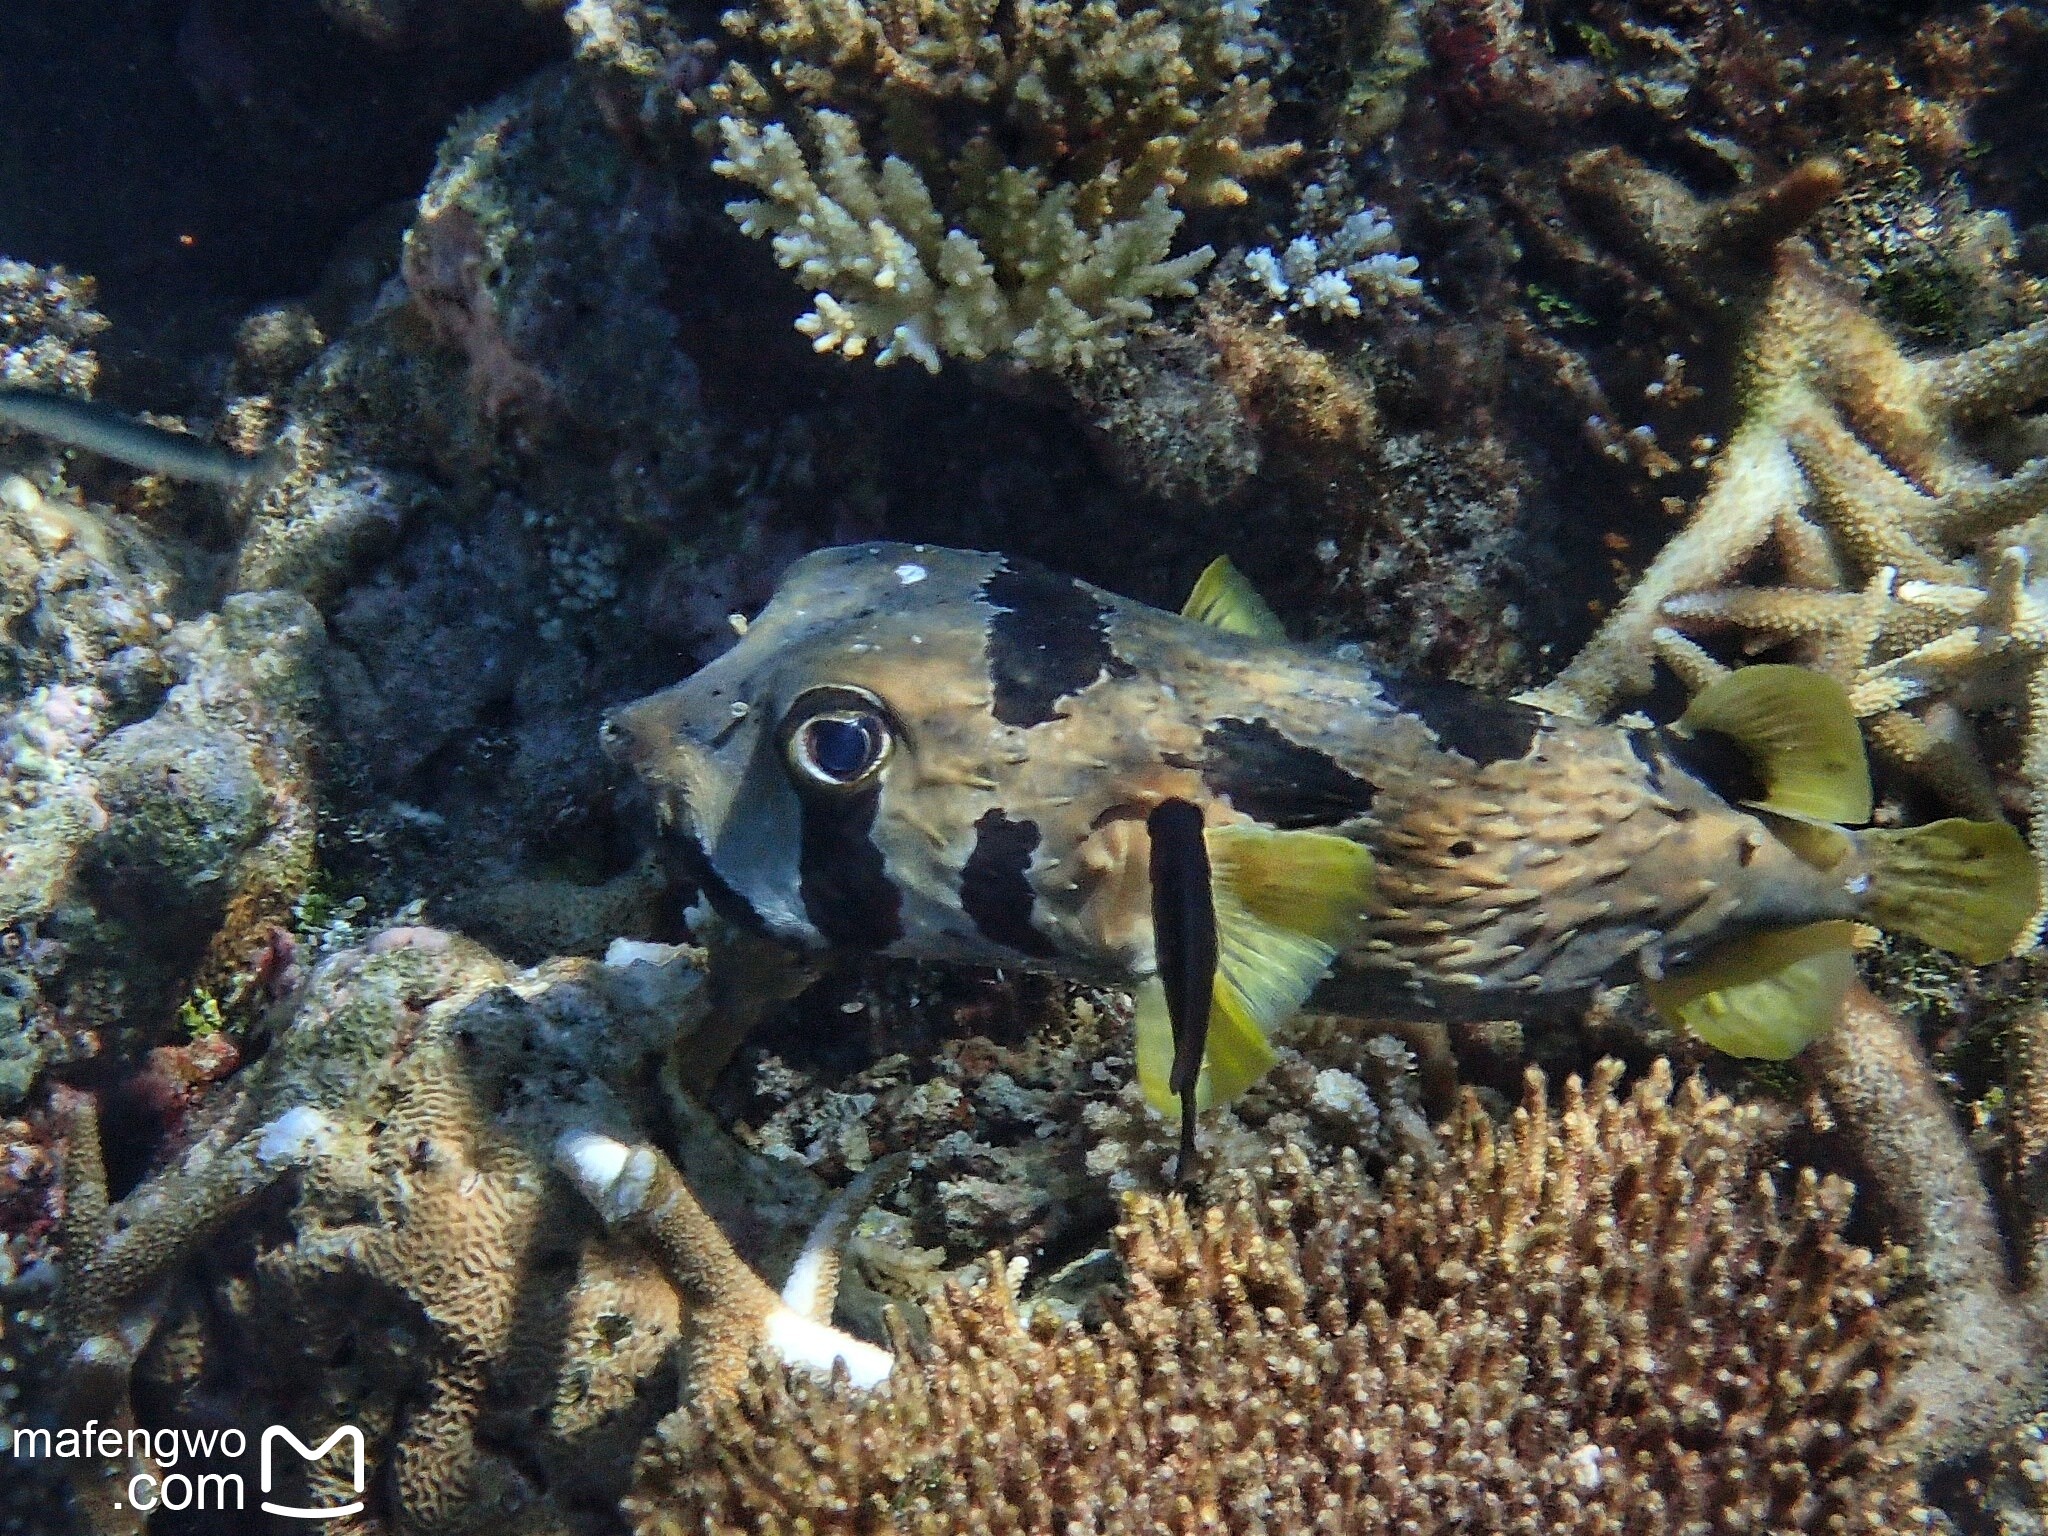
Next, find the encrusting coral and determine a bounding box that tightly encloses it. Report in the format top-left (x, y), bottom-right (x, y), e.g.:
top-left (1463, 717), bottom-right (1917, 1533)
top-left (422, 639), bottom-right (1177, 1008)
top-left (629, 1061), bottom-right (1926, 1534)
top-left (691, 0), bottom-right (1298, 372)
top-left (1523, 151), bottom-right (2048, 941)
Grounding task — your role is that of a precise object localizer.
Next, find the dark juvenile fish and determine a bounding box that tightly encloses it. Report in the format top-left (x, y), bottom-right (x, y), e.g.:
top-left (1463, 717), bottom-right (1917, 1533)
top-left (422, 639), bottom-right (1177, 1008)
top-left (0, 388), bottom-right (278, 489)
top-left (606, 543), bottom-right (2037, 1148)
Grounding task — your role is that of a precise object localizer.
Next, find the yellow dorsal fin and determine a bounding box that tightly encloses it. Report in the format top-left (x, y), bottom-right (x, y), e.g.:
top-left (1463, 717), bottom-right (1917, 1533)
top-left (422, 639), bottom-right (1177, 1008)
top-left (1182, 557), bottom-right (1286, 641)
top-left (1136, 824), bottom-right (1373, 1115)
top-left (1676, 664), bottom-right (1872, 825)
top-left (1860, 817), bottom-right (2037, 963)
top-left (1643, 920), bottom-right (1859, 1059)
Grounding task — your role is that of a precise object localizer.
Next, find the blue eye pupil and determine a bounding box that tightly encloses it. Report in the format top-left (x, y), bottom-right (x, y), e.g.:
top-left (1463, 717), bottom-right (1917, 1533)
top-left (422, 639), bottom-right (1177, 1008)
top-left (807, 717), bottom-right (876, 780)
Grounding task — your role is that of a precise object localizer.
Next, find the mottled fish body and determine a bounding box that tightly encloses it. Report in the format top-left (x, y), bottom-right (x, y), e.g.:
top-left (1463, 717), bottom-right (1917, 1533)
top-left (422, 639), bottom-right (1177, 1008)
top-left (0, 388), bottom-right (276, 489)
top-left (609, 543), bottom-right (2034, 1135)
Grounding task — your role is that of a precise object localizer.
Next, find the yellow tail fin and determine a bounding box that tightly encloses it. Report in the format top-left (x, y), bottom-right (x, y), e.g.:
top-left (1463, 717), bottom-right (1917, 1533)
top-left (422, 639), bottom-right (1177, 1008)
top-left (1861, 817), bottom-right (2036, 963)
top-left (1676, 664), bottom-right (1872, 825)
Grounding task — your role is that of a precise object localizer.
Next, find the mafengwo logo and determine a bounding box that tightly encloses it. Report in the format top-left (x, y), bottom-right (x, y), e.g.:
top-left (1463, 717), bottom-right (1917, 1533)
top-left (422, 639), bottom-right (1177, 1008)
top-left (260, 1426), bottom-right (366, 1519)
top-left (8, 1419), bottom-right (365, 1520)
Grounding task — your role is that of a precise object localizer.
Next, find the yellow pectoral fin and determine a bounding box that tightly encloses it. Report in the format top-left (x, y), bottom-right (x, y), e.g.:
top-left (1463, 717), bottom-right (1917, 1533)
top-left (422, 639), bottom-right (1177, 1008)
top-left (1134, 978), bottom-right (1179, 1114)
top-left (1677, 664), bottom-right (1873, 825)
top-left (1137, 978), bottom-right (1280, 1117)
top-left (1135, 824), bottom-right (1375, 1118)
top-left (1643, 921), bottom-right (1858, 1059)
top-left (1182, 557), bottom-right (1287, 641)
top-left (1207, 822), bottom-right (1377, 946)
top-left (1205, 823), bottom-right (1374, 1108)
top-left (1192, 987), bottom-right (1280, 1111)
top-left (1861, 817), bottom-right (2037, 964)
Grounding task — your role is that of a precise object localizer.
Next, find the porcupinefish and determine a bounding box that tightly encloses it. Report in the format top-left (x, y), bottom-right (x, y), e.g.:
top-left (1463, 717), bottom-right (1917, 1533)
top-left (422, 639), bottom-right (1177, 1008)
top-left (606, 543), bottom-right (2036, 1165)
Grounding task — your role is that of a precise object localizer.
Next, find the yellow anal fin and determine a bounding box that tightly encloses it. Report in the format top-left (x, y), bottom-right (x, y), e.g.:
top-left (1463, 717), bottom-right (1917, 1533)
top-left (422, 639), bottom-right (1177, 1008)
top-left (1677, 664), bottom-right (1872, 825)
top-left (1137, 823), bottom-right (1374, 1115)
top-left (1861, 817), bottom-right (2037, 963)
top-left (1182, 557), bottom-right (1286, 641)
top-left (1644, 920), bottom-right (1858, 1059)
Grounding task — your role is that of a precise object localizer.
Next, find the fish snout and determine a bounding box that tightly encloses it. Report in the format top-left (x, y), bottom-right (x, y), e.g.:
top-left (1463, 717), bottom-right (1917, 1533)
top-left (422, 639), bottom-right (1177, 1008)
top-left (601, 689), bottom-right (695, 773)
top-left (602, 685), bottom-right (740, 843)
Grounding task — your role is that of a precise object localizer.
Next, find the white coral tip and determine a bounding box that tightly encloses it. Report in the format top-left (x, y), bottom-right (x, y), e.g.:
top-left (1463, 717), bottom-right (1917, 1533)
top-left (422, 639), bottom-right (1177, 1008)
top-left (554, 1130), bottom-right (657, 1221)
top-left (256, 1106), bottom-right (336, 1166)
top-left (763, 1302), bottom-right (894, 1389)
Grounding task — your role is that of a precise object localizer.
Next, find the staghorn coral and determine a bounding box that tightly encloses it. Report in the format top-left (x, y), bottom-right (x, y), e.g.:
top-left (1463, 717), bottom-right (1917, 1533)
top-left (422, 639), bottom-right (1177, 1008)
top-left (43, 1085), bottom-right (336, 1536)
top-left (689, 0), bottom-right (1299, 372)
top-left (631, 1061), bottom-right (1926, 1534)
top-left (1239, 206), bottom-right (1421, 322)
top-left (1522, 152), bottom-right (2048, 940)
top-left (1376, 0), bottom-right (2048, 660)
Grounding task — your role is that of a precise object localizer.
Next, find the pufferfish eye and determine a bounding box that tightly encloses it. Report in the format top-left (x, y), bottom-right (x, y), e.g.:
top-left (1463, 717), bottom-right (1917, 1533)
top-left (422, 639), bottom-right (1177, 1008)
top-left (780, 687), bottom-right (894, 789)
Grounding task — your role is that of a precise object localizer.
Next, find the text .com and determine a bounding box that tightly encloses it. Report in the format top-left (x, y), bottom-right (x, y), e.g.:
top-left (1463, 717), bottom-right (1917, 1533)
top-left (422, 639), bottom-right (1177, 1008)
top-left (9, 1421), bottom-right (365, 1518)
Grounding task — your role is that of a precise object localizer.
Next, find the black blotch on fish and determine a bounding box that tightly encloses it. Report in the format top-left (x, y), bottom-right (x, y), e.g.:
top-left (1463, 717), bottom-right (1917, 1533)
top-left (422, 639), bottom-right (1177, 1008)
top-left (671, 834), bottom-right (769, 937)
top-left (1196, 717), bottom-right (1378, 828)
top-left (982, 561), bottom-right (1134, 728)
top-left (1661, 725), bottom-right (1768, 807)
top-left (960, 809), bottom-right (1056, 958)
top-left (1377, 676), bottom-right (1543, 766)
top-left (795, 783), bottom-right (903, 949)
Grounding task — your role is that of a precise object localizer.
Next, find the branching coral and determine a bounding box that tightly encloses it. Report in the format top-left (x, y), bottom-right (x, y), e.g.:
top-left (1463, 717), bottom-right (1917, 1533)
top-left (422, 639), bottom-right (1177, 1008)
top-left (630, 1061), bottom-right (1925, 1534)
top-left (1239, 207), bottom-right (1420, 321)
top-left (696, 0), bottom-right (1298, 371)
top-left (1523, 152), bottom-right (2048, 940)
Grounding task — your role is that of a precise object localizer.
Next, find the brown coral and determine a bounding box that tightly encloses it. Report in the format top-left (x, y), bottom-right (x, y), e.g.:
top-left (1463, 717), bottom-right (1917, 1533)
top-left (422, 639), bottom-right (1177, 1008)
top-left (37, 930), bottom-right (892, 1536)
top-left (1802, 982), bottom-right (2048, 1464)
top-left (630, 1061), bottom-right (1924, 1534)
top-left (1524, 150), bottom-right (2048, 941)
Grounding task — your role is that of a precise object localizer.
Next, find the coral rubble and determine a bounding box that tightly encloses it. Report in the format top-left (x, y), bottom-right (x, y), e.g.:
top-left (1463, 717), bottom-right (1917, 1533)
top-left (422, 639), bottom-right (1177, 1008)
top-left (0, 260), bottom-right (105, 399)
top-left (632, 1063), bottom-right (1924, 1534)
